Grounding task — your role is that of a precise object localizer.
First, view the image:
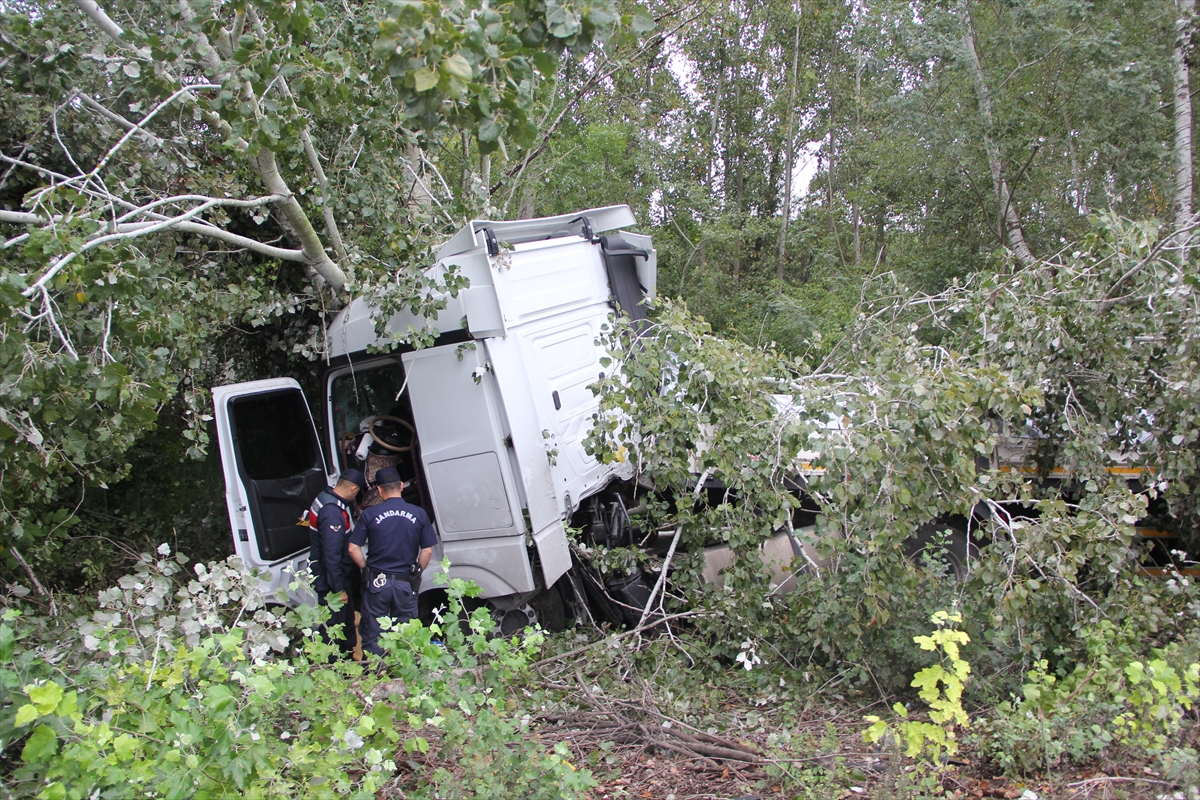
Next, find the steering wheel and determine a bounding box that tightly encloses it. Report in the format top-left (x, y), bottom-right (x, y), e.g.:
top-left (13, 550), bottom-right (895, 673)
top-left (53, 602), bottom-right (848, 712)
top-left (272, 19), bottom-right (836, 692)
top-left (368, 415), bottom-right (415, 453)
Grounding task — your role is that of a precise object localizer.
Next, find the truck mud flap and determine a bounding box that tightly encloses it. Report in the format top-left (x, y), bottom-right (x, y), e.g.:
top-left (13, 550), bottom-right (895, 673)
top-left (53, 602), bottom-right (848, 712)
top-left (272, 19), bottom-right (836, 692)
top-left (604, 570), bottom-right (653, 626)
top-left (572, 554), bottom-right (652, 627)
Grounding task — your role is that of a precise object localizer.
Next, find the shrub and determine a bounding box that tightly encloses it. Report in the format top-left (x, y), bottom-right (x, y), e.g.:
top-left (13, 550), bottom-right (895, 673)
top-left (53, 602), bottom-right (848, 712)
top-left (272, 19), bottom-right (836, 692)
top-left (0, 548), bottom-right (595, 799)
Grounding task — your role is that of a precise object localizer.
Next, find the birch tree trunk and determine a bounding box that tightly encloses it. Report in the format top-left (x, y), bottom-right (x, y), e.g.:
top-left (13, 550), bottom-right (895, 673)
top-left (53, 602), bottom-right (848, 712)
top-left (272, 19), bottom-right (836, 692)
top-left (1172, 0), bottom-right (1195, 243)
top-left (959, 0), bottom-right (1036, 267)
top-left (777, 5), bottom-right (803, 284)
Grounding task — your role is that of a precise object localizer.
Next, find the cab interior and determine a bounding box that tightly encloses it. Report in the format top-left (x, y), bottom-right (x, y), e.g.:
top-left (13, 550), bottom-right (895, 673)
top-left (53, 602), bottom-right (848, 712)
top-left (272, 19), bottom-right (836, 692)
top-left (326, 358), bottom-right (430, 514)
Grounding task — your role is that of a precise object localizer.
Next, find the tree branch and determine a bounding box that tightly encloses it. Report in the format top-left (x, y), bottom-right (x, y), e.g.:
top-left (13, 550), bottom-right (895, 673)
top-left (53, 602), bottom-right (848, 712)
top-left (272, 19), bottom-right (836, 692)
top-left (72, 0), bottom-right (136, 50)
top-left (77, 93), bottom-right (165, 148)
top-left (20, 195), bottom-right (288, 297)
top-left (8, 544), bottom-right (58, 616)
top-left (0, 210), bottom-right (44, 225)
top-left (251, 149), bottom-right (347, 289)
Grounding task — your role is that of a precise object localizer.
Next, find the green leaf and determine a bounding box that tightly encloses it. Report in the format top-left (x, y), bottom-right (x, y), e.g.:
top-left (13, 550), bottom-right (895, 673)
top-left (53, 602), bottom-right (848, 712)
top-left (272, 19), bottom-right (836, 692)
top-left (532, 50), bottom-right (558, 76)
top-left (477, 117), bottom-right (501, 143)
top-left (546, 3), bottom-right (581, 38)
top-left (630, 12), bottom-right (655, 34)
top-left (862, 717), bottom-right (888, 743)
top-left (20, 725), bottom-right (57, 763)
top-left (0, 623), bottom-right (13, 661)
top-left (14, 704), bottom-right (39, 727)
top-left (27, 681), bottom-right (63, 714)
top-left (37, 784), bottom-right (65, 800)
top-left (113, 733), bottom-right (138, 761)
top-left (441, 53), bottom-right (472, 81)
top-left (413, 67), bottom-right (438, 92)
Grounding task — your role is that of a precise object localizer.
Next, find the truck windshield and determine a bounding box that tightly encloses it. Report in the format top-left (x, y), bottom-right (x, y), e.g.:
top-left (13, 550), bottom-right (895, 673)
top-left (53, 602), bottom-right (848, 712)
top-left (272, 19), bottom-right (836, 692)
top-left (329, 360), bottom-right (407, 469)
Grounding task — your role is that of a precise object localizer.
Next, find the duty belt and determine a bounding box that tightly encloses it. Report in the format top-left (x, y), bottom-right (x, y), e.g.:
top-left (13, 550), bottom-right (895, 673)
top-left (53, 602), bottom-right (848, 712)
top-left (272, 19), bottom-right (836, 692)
top-left (369, 568), bottom-right (413, 589)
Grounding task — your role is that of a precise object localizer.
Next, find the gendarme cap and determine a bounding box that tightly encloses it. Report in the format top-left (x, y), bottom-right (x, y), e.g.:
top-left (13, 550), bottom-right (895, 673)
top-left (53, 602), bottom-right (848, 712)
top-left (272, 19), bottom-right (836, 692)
top-left (340, 468), bottom-right (367, 491)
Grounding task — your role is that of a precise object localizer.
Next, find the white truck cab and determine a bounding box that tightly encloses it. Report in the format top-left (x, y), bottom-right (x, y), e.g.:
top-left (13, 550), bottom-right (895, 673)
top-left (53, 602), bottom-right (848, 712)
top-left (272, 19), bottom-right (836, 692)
top-left (213, 206), bottom-right (656, 621)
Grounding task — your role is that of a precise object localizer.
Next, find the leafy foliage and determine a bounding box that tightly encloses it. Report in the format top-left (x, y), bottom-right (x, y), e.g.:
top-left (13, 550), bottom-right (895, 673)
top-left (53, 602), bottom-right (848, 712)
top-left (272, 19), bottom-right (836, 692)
top-left (977, 617), bottom-right (1200, 779)
top-left (0, 550), bottom-right (594, 798)
top-left (588, 214), bottom-right (1200, 704)
top-left (863, 611), bottom-right (972, 762)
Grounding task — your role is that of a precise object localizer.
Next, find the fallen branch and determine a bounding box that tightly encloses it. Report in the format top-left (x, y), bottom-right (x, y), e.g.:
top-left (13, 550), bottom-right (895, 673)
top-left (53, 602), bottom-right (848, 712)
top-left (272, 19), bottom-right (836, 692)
top-left (8, 544), bottom-right (57, 616)
top-left (531, 609), bottom-right (702, 667)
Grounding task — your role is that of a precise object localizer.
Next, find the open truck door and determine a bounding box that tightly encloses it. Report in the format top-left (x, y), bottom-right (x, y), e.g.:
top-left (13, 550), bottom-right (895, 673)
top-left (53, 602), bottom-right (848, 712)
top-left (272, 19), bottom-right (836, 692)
top-left (213, 378), bottom-right (328, 603)
top-left (401, 344), bottom-right (544, 598)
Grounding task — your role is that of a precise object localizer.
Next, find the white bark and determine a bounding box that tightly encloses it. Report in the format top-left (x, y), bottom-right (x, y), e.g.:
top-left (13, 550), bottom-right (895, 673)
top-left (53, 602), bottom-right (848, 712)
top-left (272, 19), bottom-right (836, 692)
top-left (78, 94), bottom-right (165, 148)
top-left (776, 3), bottom-right (802, 283)
top-left (72, 0), bottom-right (134, 50)
top-left (252, 149), bottom-right (346, 287)
top-left (959, 0), bottom-right (1036, 268)
top-left (21, 195), bottom-right (287, 297)
top-left (72, 0), bottom-right (347, 291)
top-left (1063, 110), bottom-right (1088, 216)
top-left (1172, 0), bottom-right (1195, 242)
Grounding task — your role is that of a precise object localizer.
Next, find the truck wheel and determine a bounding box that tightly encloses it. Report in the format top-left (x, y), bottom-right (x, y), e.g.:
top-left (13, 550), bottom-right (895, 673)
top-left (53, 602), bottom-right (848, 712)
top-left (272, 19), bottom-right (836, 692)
top-left (903, 520), bottom-right (977, 580)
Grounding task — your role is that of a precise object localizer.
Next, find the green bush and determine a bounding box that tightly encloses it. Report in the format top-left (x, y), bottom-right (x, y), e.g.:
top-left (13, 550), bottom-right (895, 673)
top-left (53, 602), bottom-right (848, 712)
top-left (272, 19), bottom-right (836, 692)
top-left (0, 548), bottom-right (595, 799)
top-left (976, 619), bottom-right (1200, 780)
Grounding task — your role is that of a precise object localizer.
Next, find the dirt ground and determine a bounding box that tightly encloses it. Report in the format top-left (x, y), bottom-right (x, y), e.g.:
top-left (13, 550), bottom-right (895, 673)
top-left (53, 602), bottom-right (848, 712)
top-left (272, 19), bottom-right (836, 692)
top-left (536, 716), bottom-right (1191, 800)
top-left (518, 654), bottom-right (1194, 800)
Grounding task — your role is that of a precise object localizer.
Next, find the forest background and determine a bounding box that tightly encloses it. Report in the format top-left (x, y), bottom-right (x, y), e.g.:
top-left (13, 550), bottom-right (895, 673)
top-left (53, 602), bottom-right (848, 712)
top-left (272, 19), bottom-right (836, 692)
top-left (1, 0), bottom-right (1200, 797)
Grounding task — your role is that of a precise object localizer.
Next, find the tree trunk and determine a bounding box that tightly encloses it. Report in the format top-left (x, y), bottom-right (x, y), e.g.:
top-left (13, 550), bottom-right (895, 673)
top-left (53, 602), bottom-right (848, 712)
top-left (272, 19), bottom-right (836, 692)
top-left (777, 4), bottom-right (803, 285)
top-left (853, 44), bottom-right (862, 267)
top-left (827, 78), bottom-right (837, 238)
top-left (1063, 109), bottom-right (1089, 216)
top-left (733, 77), bottom-right (743, 282)
top-left (959, 0), bottom-right (1035, 267)
top-left (517, 186), bottom-right (534, 219)
top-left (874, 212), bottom-right (887, 268)
top-left (462, 130), bottom-right (472, 198)
top-left (1172, 0), bottom-right (1195, 242)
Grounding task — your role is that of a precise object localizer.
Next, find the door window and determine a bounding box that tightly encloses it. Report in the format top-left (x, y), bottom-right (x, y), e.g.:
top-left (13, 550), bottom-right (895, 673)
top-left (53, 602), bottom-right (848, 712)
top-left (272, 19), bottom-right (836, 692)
top-left (232, 391), bottom-right (320, 480)
top-left (229, 389), bottom-right (325, 561)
